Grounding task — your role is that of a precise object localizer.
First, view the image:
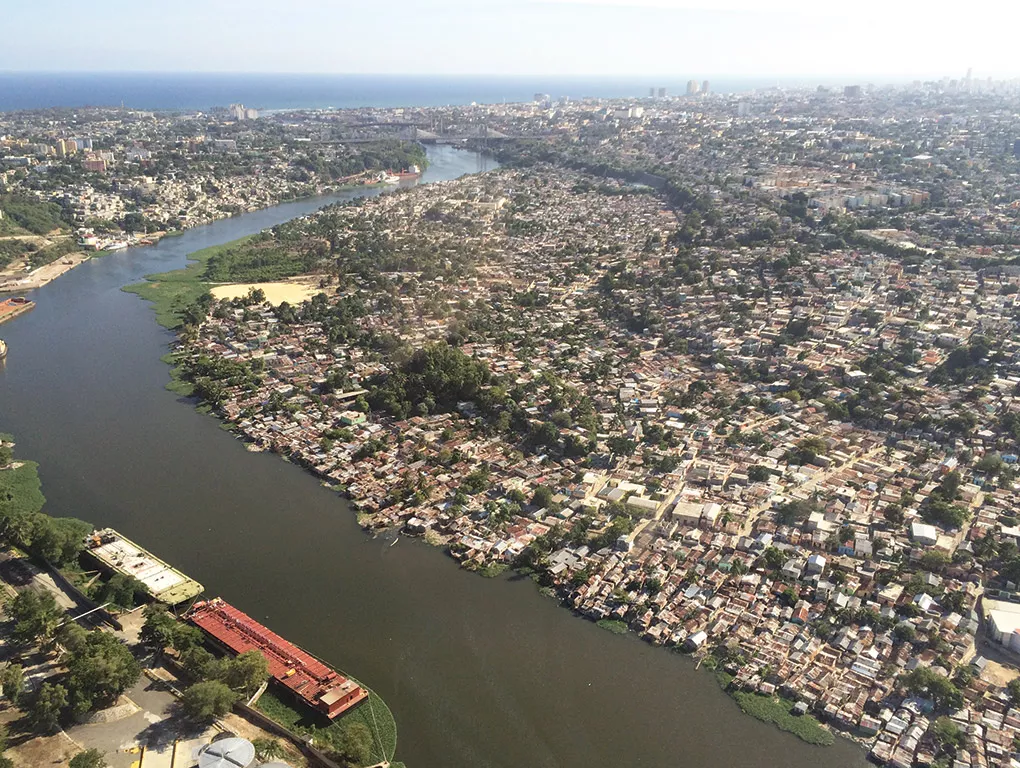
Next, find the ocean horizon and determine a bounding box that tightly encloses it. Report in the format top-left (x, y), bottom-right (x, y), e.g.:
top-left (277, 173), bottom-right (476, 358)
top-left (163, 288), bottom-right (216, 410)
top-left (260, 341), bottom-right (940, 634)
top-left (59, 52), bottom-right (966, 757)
top-left (0, 71), bottom-right (908, 112)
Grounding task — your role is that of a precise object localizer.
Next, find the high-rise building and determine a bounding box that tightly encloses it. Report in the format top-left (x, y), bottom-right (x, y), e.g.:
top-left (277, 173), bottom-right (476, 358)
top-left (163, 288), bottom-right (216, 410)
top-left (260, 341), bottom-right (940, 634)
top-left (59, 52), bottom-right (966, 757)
top-left (702, 80), bottom-right (710, 94)
top-left (228, 103), bottom-right (246, 120)
top-left (843, 85), bottom-right (862, 98)
top-left (686, 79), bottom-right (700, 95)
top-left (657, 87), bottom-right (666, 98)
top-left (649, 87), bottom-right (655, 98)
top-left (1014, 139), bottom-right (1020, 158)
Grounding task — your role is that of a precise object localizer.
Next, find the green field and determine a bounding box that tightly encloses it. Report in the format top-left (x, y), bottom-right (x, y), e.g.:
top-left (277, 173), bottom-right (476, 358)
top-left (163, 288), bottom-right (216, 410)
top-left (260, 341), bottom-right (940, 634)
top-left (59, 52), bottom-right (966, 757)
top-left (256, 678), bottom-right (399, 766)
top-left (122, 235), bottom-right (255, 329)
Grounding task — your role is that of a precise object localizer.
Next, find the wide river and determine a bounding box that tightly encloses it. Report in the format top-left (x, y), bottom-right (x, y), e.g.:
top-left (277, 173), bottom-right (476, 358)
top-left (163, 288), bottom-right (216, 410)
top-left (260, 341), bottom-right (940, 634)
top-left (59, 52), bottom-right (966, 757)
top-left (0, 146), bottom-right (867, 768)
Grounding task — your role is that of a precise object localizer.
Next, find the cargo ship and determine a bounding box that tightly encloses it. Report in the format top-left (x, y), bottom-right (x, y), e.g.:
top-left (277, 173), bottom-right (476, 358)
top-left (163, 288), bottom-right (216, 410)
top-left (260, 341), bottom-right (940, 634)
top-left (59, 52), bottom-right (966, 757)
top-left (0, 297), bottom-right (35, 326)
top-left (83, 528), bottom-right (205, 605)
top-left (394, 164), bottom-right (421, 179)
top-left (188, 598), bottom-right (369, 718)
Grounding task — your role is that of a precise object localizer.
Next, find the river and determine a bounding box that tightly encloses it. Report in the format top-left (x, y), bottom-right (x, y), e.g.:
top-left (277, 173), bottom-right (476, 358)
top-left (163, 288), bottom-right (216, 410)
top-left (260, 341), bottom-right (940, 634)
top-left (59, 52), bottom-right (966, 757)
top-left (0, 145), bottom-right (867, 768)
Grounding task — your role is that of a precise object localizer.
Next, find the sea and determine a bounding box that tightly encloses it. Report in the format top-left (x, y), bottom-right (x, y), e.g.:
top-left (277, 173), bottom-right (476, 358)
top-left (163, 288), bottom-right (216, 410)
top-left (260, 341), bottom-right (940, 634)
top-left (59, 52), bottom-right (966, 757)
top-left (0, 72), bottom-right (833, 112)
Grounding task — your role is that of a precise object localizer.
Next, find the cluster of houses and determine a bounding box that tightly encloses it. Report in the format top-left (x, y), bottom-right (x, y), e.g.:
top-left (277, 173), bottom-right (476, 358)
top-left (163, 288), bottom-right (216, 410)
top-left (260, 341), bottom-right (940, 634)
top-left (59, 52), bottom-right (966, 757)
top-left (167, 93), bottom-right (1020, 765)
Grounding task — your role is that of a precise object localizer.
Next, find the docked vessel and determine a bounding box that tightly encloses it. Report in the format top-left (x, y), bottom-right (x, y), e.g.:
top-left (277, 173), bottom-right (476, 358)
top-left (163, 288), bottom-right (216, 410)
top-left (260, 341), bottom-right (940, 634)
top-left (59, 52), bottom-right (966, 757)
top-left (0, 297), bottom-right (35, 326)
top-left (377, 171), bottom-right (401, 185)
top-left (83, 527), bottom-right (205, 605)
top-left (104, 241), bottom-right (128, 251)
top-left (395, 164), bottom-right (422, 179)
top-left (188, 597), bottom-right (369, 718)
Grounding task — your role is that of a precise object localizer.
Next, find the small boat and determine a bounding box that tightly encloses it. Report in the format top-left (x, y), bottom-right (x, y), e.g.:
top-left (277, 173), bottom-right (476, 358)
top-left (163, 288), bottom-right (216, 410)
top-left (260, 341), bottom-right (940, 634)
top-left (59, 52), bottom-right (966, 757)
top-left (377, 172), bottom-right (401, 185)
top-left (0, 339), bottom-right (6, 360)
top-left (104, 241), bottom-right (128, 251)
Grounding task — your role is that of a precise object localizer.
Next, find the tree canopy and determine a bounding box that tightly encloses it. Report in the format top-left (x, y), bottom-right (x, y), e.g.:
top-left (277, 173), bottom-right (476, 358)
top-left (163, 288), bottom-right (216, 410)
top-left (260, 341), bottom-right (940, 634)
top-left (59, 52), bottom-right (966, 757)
top-left (65, 630), bottom-right (141, 715)
top-left (180, 680), bottom-right (237, 720)
top-left (368, 343), bottom-right (490, 419)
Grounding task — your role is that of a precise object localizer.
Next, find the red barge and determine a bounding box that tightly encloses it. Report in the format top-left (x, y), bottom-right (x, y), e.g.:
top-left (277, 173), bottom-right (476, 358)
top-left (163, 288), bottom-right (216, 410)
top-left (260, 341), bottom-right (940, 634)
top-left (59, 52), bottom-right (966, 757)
top-left (187, 597), bottom-right (368, 718)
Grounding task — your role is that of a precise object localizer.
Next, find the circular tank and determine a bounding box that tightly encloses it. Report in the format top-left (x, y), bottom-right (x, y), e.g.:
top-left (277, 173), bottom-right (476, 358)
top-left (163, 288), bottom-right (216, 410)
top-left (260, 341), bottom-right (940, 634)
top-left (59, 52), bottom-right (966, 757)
top-left (198, 737), bottom-right (257, 768)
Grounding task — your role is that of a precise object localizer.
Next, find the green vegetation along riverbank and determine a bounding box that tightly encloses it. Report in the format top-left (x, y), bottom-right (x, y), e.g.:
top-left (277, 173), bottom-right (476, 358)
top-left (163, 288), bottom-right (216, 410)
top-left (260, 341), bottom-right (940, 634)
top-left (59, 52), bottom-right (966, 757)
top-left (713, 671), bottom-right (834, 747)
top-left (123, 236), bottom-right (256, 329)
top-left (257, 685), bottom-right (402, 768)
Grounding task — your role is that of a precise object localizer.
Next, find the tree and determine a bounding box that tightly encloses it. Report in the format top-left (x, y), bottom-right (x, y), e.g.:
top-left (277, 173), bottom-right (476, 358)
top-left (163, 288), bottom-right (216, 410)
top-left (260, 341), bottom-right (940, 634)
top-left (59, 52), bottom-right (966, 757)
top-left (0, 664), bottom-right (24, 707)
top-left (931, 716), bottom-right (965, 753)
top-left (28, 682), bottom-right (67, 732)
top-left (8, 588), bottom-right (63, 645)
top-left (180, 681), bottom-right (237, 720)
top-left (97, 573), bottom-right (146, 609)
top-left (883, 503), bottom-right (905, 526)
top-left (0, 445), bottom-right (11, 468)
top-left (69, 749), bottom-right (108, 768)
top-left (140, 605), bottom-right (179, 651)
top-left (1008, 677), bottom-right (1020, 706)
top-left (920, 551), bottom-right (950, 572)
top-left (775, 499), bottom-right (816, 526)
top-left (606, 436), bottom-right (636, 456)
top-left (56, 622), bottom-right (90, 655)
top-left (761, 547), bottom-right (786, 571)
top-left (252, 738), bottom-right (287, 762)
top-left (901, 667), bottom-right (963, 712)
top-left (140, 605), bottom-right (202, 653)
top-left (531, 486), bottom-right (553, 509)
top-left (893, 623), bottom-right (917, 643)
top-left (180, 646), bottom-right (218, 681)
top-left (747, 465), bottom-right (771, 483)
top-left (65, 630), bottom-right (141, 715)
top-left (223, 650), bottom-right (269, 696)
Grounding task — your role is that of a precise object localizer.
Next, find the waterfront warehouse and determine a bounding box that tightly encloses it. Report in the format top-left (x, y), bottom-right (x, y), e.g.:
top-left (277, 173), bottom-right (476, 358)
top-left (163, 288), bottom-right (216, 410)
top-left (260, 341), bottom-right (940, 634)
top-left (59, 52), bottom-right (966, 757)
top-left (84, 528), bottom-right (204, 605)
top-left (187, 597), bottom-right (368, 718)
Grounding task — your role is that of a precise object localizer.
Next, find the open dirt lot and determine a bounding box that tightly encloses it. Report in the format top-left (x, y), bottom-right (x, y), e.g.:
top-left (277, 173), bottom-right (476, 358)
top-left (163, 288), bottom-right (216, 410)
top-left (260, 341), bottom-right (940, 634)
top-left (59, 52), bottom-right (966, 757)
top-left (210, 280), bottom-right (322, 306)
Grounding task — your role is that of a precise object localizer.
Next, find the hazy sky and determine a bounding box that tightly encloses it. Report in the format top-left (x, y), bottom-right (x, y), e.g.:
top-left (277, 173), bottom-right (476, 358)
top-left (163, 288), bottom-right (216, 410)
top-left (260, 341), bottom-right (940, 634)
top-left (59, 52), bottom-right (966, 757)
top-left (3, 0), bottom-right (1018, 78)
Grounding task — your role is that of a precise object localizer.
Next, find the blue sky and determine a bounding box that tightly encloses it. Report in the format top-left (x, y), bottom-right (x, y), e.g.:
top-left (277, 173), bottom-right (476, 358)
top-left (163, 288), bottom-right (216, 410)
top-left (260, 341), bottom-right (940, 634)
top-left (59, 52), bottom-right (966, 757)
top-left (3, 0), bottom-right (1018, 78)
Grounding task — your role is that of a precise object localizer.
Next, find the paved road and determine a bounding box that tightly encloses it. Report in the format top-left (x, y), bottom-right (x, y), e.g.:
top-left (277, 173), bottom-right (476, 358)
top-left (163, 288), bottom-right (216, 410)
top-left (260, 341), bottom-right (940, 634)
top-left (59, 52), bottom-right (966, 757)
top-left (65, 674), bottom-right (213, 768)
top-left (0, 551), bottom-right (97, 618)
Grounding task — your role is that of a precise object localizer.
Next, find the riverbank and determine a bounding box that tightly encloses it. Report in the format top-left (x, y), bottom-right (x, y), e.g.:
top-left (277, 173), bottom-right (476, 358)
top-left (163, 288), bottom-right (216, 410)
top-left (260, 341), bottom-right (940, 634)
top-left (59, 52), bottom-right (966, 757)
top-left (123, 236), bottom-right (256, 328)
top-left (0, 250), bottom-right (90, 293)
top-left (0, 435), bottom-right (406, 767)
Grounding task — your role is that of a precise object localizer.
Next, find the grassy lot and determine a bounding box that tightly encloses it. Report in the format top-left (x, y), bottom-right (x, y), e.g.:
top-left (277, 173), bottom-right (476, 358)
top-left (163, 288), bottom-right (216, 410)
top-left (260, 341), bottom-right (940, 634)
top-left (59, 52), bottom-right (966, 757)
top-left (257, 679), bottom-right (399, 765)
top-left (123, 235), bottom-right (255, 329)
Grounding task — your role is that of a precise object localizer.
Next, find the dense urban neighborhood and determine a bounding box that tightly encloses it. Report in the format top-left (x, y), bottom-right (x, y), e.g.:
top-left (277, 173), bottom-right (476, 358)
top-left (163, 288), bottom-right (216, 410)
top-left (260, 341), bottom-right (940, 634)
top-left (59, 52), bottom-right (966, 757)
top-left (8, 75), bottom-right (1020, 767)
